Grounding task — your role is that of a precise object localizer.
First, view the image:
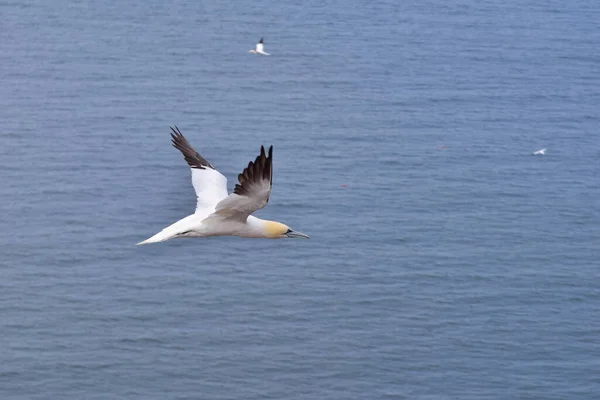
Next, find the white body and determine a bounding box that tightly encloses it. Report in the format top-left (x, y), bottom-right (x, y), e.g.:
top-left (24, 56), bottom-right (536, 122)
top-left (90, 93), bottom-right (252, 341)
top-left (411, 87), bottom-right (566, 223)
top-left (139, 162), bottom-right (272, 244)
top-left (139, 213), bottom-right (271, 244)
top-left (533, 148), bottom-right (546, 155)
top-left (249, 41), bottom-right (270, 55)
top-left (137, 130), bottom-right (309, 245)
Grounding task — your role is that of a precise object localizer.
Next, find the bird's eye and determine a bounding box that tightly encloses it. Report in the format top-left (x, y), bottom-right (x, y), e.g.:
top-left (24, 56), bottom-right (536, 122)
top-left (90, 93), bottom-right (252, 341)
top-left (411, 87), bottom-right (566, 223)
top-left (285, 229), bottom-right (292, 234)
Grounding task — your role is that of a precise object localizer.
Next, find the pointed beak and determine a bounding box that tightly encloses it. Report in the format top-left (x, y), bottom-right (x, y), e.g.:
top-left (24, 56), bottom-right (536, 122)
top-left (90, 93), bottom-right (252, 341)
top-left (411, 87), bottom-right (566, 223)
top-left (286, 230), bottom-right (310, 239)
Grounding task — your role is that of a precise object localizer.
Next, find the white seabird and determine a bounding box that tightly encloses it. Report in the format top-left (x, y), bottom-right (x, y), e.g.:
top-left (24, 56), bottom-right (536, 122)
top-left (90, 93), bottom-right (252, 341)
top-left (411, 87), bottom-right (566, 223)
top-left (533, 148), bottom-right (546, 155)
top-left (137, 127), bottom-right (309, 245)
top-left (249, 38), bottom-right (270, 55)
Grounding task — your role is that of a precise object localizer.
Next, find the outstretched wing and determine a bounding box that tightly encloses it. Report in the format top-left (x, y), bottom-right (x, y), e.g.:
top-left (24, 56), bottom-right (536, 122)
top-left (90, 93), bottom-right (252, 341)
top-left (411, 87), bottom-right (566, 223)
top-left (170, 126), bottom-right (228, 213)
top-left (256, 39), bottom-right (264, 53)
top-left (214, 145), bottom-right (273, 221)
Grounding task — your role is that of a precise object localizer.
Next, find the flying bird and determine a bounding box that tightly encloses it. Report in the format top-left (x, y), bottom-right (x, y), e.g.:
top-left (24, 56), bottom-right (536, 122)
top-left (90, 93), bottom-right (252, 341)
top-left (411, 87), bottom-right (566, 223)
top-left (533, 148), bottom-right (546, 155)
top-left (249, 38), bottom-right (270, 55)
top-left (137, 127), bottom-right (309, 245)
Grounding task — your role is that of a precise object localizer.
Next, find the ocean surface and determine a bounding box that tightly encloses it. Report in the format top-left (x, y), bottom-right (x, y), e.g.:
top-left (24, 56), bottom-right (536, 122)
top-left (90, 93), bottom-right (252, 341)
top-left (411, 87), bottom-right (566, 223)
top-left (1, 0), bottom-right (599, 398)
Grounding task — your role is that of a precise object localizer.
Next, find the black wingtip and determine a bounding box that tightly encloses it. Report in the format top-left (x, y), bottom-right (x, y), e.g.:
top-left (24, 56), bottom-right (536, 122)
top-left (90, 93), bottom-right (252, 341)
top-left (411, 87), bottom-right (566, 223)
top-left (169, 126), bottom-right (214, 170)
top-left (259, 38), bottom-right (263, 43)
top-left (232, 144), bottom-right (274, 197)
top-left (169, 125), bottom-right (182, 139)
top-left (169, 126), bottom-right (180, 145)
top-left (259, 145), bottom-right (273, 161)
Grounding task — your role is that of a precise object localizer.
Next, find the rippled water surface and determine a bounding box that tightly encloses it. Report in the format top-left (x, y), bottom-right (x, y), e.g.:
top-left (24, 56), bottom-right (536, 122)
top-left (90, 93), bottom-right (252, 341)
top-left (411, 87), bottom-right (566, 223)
top-left (1, 0), bottom-right (599, 399)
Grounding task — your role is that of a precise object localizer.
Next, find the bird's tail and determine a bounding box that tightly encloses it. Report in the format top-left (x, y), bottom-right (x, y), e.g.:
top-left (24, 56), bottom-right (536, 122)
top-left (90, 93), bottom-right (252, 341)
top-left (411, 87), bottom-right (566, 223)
top-left (136, 229), bottom-right (177, 245)
top-left (137, 215), bottom-right (199, 246)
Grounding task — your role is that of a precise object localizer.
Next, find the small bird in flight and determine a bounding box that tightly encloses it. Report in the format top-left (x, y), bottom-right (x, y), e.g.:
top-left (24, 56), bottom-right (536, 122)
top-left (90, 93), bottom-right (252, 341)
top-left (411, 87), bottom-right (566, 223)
top-left (137, 127), bottom-right (309, 245)
top-left (249, 38), bottom-right (270, 55)
top-left (533, 148), bottom-right (547, 155)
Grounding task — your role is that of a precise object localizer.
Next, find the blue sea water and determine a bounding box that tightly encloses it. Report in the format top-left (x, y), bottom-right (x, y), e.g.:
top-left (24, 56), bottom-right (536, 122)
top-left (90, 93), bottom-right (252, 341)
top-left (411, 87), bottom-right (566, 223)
top-left (1, 0), bottom-right (599, 398)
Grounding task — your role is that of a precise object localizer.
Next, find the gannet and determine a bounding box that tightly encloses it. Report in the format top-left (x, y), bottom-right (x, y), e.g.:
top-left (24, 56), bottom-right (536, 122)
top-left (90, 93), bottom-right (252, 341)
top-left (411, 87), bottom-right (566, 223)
top-left (533, 148), bottom-right (546, 155)
top-left (248, 38), bottom-right (270, 55)
top-left (137, 127), bottom-right (309, 245)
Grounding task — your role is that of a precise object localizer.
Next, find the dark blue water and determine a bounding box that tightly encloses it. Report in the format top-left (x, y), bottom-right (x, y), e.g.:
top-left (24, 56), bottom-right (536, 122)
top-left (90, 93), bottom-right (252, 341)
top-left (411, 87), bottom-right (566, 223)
top-left (2, 0), bottom-right (599, 398)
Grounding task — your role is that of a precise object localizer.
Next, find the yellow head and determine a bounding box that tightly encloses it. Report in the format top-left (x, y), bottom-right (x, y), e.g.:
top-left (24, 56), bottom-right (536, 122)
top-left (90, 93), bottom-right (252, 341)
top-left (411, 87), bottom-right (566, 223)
top-left (263, 221), bottom-right (310, 239)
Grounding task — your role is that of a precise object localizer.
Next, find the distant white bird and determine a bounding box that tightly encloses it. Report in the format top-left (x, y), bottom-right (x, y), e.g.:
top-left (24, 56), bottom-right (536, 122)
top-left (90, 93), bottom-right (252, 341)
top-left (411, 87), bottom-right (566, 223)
top-left (533, 148), bottom-right (547, 155)
top-left (249, 38), bottom-right (270, 55)
top-left (137, 127), bottom-right (309, 245)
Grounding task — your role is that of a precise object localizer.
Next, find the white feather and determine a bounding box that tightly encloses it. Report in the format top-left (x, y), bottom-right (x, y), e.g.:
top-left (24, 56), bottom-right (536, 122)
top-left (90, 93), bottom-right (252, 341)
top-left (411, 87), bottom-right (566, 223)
top-left (137, 130), bottom-right (285, 245)
top-left (190, 168), bottom-right (228, 214)
top-left (250, 40), bottom-right (270, 56)
top-left (214, 182), bottom-right (271, 221)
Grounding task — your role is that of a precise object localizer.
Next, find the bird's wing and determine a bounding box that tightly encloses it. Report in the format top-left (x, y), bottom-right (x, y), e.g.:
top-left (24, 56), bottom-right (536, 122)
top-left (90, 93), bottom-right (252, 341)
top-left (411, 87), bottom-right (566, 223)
top-left (170, 126), bottom-right (229, 213)
top-left (214, 145), bottom-right (273, 221)
top-left (256, 42), bottom-right (264, 53)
